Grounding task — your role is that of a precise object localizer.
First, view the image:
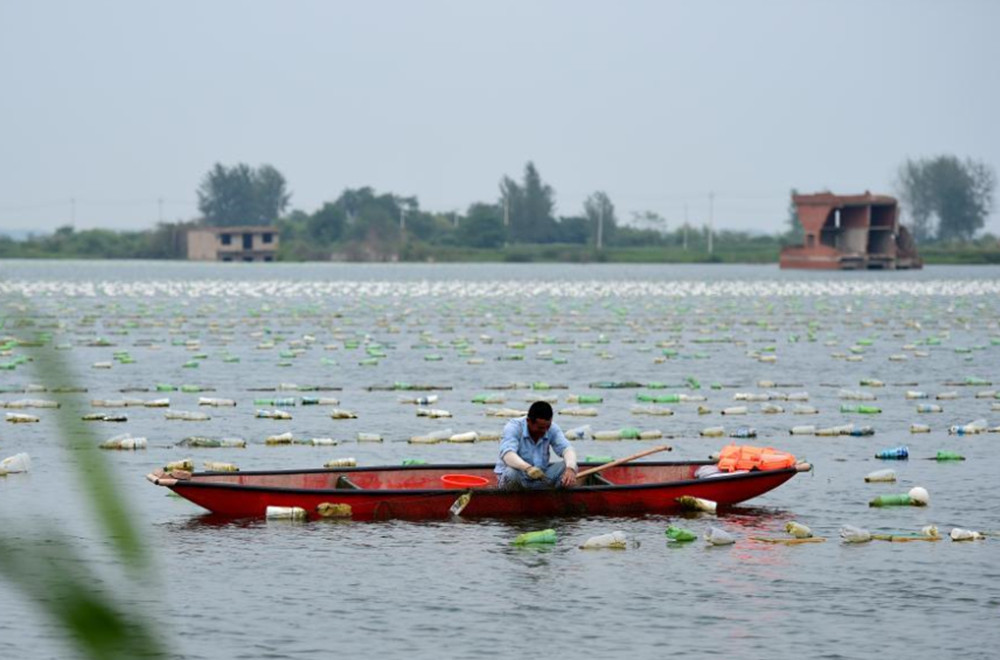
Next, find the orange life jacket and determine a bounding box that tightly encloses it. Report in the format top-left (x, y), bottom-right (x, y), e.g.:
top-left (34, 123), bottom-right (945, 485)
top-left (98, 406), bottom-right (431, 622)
top-left (717, 444), bottom-right (796, 472)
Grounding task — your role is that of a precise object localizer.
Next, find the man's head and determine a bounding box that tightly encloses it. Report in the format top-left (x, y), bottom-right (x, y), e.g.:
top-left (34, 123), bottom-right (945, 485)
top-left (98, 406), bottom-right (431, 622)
top-left (526, 401), bottom-right (554, 440)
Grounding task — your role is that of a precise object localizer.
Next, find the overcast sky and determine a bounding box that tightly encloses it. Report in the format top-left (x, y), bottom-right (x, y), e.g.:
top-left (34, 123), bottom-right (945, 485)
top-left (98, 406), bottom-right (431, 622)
top-left (2, 0), bottom-right (998, 235)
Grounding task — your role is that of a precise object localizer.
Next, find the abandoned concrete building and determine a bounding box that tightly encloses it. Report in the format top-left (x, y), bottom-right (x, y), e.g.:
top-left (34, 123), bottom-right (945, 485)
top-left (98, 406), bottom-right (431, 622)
top-left (779, 192), bottom-right (922, 270)
top-left (187, 226), bottom-right (279, 262)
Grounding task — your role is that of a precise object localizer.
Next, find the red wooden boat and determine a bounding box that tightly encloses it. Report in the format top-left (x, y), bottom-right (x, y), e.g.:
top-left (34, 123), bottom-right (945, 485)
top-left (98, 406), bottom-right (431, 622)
top-left (146, 458), bottom-right (810, 521)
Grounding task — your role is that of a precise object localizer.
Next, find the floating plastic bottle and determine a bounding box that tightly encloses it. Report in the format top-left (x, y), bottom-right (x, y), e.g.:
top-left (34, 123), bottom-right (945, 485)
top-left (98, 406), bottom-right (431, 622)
top-left (306, 437), bottom-right (338, 446)
top-left (560, 406), bottom-right (598, 417)
top-left (323, 458), bottom-right (357, 468)
top-left (416, 408), bottom-right (452, 418)
top-left (565, 425), bottom-right (593, 440)
top-left (949, 528), bottom-right (985, 541)
top-left (5, 412), bottom-right (40, 423)
top-left (864, 469), bottom-right (897, 483)
top-left (265, 432), bottom-right (294, 445)
top-left (730, 426), bottom-right (757, 439)
top-left (100, 434), bottom-right (147, 450)
top-left (401, 458), bottom-right (427, 466)
top-left (721, 406), bottom-right (747, 415)
top-left (630, 405), bottom-right (674, 416)
top-left (840, 525), bottom-right (872, 543)
top-left (905, 391), bottom-right (929, 400)
top-left (199, 397), bottom-right (237, 407)
top-left (869, 486), bottom-right (929, 507)
top-left (357, 432), bottom-right (383, 443)
top-left (789, 425), bottom-right (816, 435)
top-left (665, 525), bottom-right (697, 542)
top-left (512, 529), bottom-right (557, 545)
top-left (203, 461), bottom-right (238, 472)
top-left (704, 527), bottom-right (736, 545)
top-left (579, 531), bottom-right (628, 549)
top-left (916, 403), bottom-right (943, 413)
top-left (256, 409), bottom-right (292, 420)
top-left (448, 431), bottom-right (478, 443)
top-left (0, 452), bottom-right (31, 473)
top-left (847, 425), bottom-right (875, 437)
top-left (164, 458), bottom-right (194, 472)
top-left (875, 446), bottom-right (909, 460)
top-left (676, 495), bottom-right (717, 513)
top-left (785, 521), bottom-right (812, 538)
top-left (935, 451), bottom-right (965, 461)
top-left (910, 423), bottom-right (931, 433)
top-left (165, 410), bottom-right (210, 421)
top-left (700, 426), bottom-right (725, 438)
top-left (948, 419), bottom-right (987, 436)
top-left (840, 404), bottom-right (881, 414)
top-left (266, 506), bottom-right (307, 521)
top-left (567, 394), bottom-right (603, 404)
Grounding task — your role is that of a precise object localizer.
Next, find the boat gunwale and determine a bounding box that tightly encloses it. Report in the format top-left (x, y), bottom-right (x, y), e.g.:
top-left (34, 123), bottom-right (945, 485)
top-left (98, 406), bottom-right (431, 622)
top-left (170, 461), bottom-right (796, 497)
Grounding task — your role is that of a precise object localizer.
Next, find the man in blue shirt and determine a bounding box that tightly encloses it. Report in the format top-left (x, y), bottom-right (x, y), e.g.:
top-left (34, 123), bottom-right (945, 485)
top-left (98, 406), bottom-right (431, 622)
top-left (495, 401), bottom-right (579, 490)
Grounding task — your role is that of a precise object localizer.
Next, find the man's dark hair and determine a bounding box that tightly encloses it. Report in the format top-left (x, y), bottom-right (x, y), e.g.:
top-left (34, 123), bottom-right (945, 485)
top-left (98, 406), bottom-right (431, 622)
top-left (527, 401), bottom-right (553, 421)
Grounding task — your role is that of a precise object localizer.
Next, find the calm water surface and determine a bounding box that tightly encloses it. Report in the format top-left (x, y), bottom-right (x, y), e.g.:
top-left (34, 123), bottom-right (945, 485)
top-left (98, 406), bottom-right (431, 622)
top-left (1, 262), bottom-right (998, 659)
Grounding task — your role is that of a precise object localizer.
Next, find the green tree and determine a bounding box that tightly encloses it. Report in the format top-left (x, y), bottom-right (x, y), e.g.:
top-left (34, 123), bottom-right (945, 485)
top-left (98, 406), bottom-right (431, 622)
top-left (500, 162), bottom-right (557, 243)
top-left (457, 203), bottom-right (505, 248)
top-left (307, 202), bottom-right (347, 244)
top-left (897, 155), bottom-right (996, 242)
top-left (197, 163), bottom-right (290, 226)
top-left (785, 188), bottom-right (803, 244)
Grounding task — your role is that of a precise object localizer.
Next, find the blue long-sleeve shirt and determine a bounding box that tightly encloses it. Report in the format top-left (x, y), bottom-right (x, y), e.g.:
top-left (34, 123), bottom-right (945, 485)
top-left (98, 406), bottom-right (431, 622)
top-left (494, 417), bottom-right (571, 474)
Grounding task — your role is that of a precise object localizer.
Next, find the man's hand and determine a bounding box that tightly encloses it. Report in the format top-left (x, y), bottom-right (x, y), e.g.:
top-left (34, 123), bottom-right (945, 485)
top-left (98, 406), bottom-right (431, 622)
top-left (526, 466), bottom-right (545, 480)
top-left (560, 467), bottom-right (578, 487)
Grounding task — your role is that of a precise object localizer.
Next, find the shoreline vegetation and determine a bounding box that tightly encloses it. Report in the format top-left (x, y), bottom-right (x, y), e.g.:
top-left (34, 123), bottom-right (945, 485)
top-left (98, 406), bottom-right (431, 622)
top-left (3, 157), bottom-right (996, 265)
top-left (2, 234), bottom-right (999, 264)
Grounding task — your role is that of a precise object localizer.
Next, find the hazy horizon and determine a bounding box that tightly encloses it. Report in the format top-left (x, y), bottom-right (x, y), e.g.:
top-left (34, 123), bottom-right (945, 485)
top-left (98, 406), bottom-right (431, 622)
top-left (2, 1), bottom-right (998, 236)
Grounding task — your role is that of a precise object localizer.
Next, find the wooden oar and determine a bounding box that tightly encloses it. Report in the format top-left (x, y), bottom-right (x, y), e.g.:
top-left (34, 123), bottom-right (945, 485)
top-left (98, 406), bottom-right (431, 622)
top-left (575, 444), bottom-right (672, 480)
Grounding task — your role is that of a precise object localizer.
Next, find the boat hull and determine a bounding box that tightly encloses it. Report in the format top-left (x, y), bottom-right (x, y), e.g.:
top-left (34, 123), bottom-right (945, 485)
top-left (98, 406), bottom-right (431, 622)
top-left (152, 462), bottom-right (801, 521)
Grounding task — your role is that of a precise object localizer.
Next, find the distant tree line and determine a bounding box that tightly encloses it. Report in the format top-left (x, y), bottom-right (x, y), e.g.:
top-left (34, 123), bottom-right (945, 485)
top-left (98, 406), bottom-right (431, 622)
top-left (1, 156), bottom-right (995, 260)
top-left (896, 155), bottom-right (995, 243)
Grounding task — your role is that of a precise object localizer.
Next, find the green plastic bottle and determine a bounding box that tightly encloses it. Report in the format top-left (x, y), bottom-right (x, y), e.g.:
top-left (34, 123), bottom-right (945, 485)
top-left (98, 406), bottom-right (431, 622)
top-left (665, 525), bottom-right (697, 542)
top-left (869, 493), bottom-right (912, 507)
top-left (935, 451), bottom-right (966, 461)
top-left (512, 529), bottom-right (557, 545)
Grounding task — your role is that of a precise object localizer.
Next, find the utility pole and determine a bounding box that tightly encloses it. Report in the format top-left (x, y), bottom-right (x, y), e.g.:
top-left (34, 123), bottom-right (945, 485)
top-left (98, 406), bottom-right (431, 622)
top-left (707, 191), bottom-right (714, 256)
top-left (503, 197), bottom-right (509, 248)
top-left (597, 204), bottom-right (604, 250)
top-left (158, 197), bottom-right (164, 224)
top-left (683, 203), bottom-right (689, 251)
top-left (400, 206), bottom-right (406, 232)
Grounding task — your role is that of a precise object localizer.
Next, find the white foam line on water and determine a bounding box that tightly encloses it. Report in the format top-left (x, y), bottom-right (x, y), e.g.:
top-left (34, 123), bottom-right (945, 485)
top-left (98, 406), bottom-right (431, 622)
top-left (2, 279), bottom-right (1000, 299)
